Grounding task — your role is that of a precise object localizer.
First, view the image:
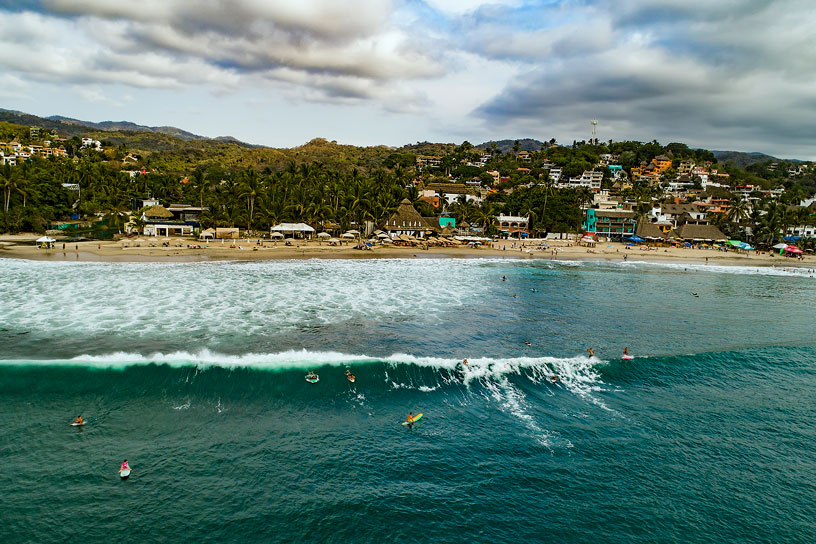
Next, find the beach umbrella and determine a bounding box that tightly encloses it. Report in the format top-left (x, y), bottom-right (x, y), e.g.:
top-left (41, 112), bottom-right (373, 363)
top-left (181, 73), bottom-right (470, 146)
top-left (785, 245), bottom-right (803, 254)
top-left (377, 232), bottom-right (390, 239)
top-left (341, 233), bottom-right (354, 239)
top-left (738, 242), bottom-right (754, 250)
top-left (317, 232), bottom-right (330, 238)
top-left (36, 236), bottom-right (56, 243)
top-left (346, 229), bottom-right (360, 235)
top-left (772, 243), bottom-right (787, 249)
top-left (628, 235), bottom-right (645, 242)
top-left (328, 238), bottom-right (340, 243)
top-left (271, 232), bottom-right (284, 238)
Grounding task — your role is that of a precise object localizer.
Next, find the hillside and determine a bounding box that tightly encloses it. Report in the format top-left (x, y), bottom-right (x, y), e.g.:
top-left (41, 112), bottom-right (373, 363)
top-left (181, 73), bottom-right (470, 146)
top-left (476, 138), bottom-right (546, 153)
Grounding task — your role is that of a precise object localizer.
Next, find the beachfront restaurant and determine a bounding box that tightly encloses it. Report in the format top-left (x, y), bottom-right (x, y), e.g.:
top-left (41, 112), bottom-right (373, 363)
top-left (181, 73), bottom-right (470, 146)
top-left (382, 199), bottom-right (435, 239)
top-left (494, 213), bottom-right (530, 239)
top-left (143, 204), bottom-right (205, 237)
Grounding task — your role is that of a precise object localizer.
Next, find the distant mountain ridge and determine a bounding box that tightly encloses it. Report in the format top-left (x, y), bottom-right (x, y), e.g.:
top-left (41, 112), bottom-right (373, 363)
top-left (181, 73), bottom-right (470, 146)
top-left (712, 150), bottom-right (803, 167)
top-left (0, 108), bottom-right (258, 148)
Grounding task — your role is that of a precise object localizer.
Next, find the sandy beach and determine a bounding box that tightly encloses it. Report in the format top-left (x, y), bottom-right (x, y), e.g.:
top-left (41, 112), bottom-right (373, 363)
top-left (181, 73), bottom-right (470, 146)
top-left (1, 233), bottom-right (812, 268)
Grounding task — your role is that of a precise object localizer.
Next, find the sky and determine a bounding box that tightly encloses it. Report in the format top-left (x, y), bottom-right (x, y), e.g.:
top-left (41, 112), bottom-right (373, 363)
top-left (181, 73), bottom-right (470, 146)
top-left (0, 0), bottom-right (814, 159)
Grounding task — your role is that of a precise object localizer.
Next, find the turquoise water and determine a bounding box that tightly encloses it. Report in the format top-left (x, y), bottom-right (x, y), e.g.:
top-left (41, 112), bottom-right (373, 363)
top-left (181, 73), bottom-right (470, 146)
top-left (1, 258), bottom-right (815, 543)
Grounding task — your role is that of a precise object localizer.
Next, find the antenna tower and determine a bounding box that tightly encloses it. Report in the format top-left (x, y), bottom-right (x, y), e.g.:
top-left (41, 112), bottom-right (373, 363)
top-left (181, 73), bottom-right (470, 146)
top-left (591, 119), bottom-right (598, 142)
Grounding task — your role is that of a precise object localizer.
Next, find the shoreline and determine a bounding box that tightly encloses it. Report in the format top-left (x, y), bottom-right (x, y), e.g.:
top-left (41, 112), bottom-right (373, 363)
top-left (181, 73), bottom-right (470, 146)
top-left (0, 234), bottom-right (812, 269)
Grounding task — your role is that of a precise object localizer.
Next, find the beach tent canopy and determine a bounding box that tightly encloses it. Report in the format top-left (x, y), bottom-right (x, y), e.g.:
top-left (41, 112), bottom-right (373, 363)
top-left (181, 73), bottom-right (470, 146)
top-left (628, 235), bottom-right (645, 242)
top-left (317, 232), bottom-right (331, 238)
top-left (270, 232), bottom-right (284, 238)
top-left (36, 236), bottom-right (56, 243)
top-left (345, 229), bottom-right (360, 235)
top-left (200, 228), bottom-right (215, 239)
top-left (340, 233), bottom-right (354, 239)
top-left (270, 222), bottom-right (315, 233)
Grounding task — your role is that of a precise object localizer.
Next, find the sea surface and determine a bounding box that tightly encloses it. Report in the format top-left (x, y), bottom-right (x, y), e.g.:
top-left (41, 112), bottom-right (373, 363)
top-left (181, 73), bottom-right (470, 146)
top-left (1, 257), bottom-right (815, 543)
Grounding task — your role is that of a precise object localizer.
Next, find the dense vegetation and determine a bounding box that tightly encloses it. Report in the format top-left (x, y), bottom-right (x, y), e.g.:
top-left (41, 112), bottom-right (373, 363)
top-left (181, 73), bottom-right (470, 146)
top-left (1, 117), bottom-right (814, 247)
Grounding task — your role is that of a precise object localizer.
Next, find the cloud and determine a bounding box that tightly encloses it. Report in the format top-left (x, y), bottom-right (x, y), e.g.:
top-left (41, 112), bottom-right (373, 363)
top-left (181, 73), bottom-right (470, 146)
top-left (470, 0), bottom-right (816, 156)
top-left (0, 1), bottom-right (445, 107)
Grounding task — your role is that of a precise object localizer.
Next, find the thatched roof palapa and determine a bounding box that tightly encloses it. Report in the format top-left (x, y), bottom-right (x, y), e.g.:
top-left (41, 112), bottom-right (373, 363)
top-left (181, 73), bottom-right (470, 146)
top-left (635, 222), bottom-right (667, 240)
top-left (669, 224), bottom-right (727, 241)
top-left (383, 199), bottom-right (434, 232)
top-left (144, 205), bottom-right (174, 219)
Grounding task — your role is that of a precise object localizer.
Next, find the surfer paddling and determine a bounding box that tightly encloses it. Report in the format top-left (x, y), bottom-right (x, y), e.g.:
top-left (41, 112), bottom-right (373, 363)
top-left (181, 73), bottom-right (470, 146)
top-left (72, 416), bottom-right (83, 426)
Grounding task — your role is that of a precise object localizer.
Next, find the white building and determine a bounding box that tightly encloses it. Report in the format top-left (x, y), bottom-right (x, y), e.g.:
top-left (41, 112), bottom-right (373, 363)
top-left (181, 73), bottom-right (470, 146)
top-left (558, 170), bottom-right (602, 192)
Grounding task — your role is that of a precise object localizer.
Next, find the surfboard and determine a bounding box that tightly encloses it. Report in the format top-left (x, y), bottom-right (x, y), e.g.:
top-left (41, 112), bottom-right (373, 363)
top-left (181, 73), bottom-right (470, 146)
top-left (305, 375), bottom-right (319, 383)
top-left (70, 422), bottom-right (84, 427)
top-left (402, 413), bottom-right (423, 426)
top-left (622, 355), bottom-right (634, 360)
top-left (347, 375), bottom-right (355, 383)
top-left (120, 469), bottom-right (131, 480)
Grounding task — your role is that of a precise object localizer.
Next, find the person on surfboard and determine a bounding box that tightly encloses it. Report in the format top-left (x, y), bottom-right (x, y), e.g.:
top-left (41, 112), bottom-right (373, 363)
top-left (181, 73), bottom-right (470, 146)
top-left (406, 412), bottom-right (415, 425)
top-left (72, 416), bottom-right (83, 425)
top-left (306, 370), bottom-right (317, 380)
top-left (345, 369), bottom-right (355, 382)
top-left (587, 348), bottom-right (594, 357)
top-left (119, 460), bottom-right (130, 474)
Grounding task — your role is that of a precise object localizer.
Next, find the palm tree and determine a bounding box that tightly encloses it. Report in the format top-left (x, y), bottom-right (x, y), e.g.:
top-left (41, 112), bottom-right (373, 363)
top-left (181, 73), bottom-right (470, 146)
top-left (237, 168), bottom-right (262, 232)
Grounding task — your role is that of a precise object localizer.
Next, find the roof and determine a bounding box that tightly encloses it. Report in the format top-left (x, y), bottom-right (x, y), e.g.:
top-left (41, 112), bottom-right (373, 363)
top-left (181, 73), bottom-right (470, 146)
top-left (654, 155), bottom-right (671, 161)
top-left (662, 203), bottom-right (699, 215)
top-left (635, 222), bottom-right (666, 239)
top-left (593, 209), bottom-right (635, 218)
top-left (421, 217), bottom-right (441, 231)
top-left (270, 222), bottom-right (315, 232)
top-left (425, 183), bottom-right (476, 195)
top-left (669, 224), bottom-right (727, 241)
top-left (383, 199), bottom-right (433, 231)
top-left (144, 205), bottom-right (173, 219)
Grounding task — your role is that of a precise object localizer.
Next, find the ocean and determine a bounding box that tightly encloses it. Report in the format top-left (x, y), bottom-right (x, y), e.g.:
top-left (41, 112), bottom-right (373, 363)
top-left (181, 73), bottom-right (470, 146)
top-left (1, 257), bottom-right (815, 543)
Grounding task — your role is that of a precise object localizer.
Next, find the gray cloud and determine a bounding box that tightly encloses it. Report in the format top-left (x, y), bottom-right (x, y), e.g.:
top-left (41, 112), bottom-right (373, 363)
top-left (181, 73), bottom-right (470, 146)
top-left (470, 0), bottom-right (816, 157)
top-left (0, 1), bottom-right (444, 108)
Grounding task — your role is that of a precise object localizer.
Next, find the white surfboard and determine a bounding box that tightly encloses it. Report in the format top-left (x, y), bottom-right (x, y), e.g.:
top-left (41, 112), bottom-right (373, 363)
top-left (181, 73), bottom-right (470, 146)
top-left (120, 469), bottom-right (131, 479)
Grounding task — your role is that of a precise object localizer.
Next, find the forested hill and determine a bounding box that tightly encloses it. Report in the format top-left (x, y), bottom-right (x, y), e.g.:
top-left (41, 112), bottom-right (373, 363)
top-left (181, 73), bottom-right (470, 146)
top-left (476, 139), bottom-right (546, 153)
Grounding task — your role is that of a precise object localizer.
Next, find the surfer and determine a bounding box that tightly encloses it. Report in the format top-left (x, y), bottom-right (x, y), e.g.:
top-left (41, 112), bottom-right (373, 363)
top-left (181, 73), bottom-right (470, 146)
top-left (305, 370), bottom-right (318, 383)
top-left (587, 348), bottom-right (594, 357)
top-left (72, 416), bottom-right (83, 425)
top-left (406, 412), bottom-right (415, 425)
top-left (501, 276), bottom-right (506, 281)
top-left (462, 359), bottom-right (469, 367)
top-left (345, 369), bottom-right (355, 382)
top-left (548, 375), bottom-right (559, 383)
top-left (119, 460), bottom-right (130, 474)
top-left (525, 341), bottom-right (532, 346)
